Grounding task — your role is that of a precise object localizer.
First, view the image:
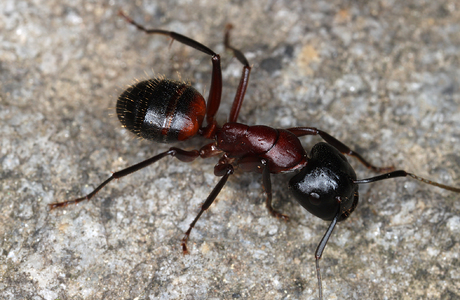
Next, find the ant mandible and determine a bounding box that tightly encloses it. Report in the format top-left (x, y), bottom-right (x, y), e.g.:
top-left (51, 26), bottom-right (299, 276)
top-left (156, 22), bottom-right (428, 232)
top-left (49, 10), bottom-right (460, 300)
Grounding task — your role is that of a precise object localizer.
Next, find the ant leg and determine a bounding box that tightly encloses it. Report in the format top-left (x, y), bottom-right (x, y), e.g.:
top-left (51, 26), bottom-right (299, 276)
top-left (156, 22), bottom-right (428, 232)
top-left (261, 159), bottom-right (289, 220)
top-left (224, 24), bottom-right (252, 123)
top-left (314, 206), bottom-right (341, 300)
top-left (49, 148), bottom-right (200, 209)
top-left (118, 10), bottom-right (222, 137)
top-left (181, 163), bottom-right (234, 254)
top-left (286, 127), bottom-right (394, 173)
top-left (239, 157), bottom-right (289, 220)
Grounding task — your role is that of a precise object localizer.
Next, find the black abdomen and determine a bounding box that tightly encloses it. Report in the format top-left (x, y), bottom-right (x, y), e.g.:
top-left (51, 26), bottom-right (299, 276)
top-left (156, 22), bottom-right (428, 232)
top-left (117, 78), bottom-right (206, 143)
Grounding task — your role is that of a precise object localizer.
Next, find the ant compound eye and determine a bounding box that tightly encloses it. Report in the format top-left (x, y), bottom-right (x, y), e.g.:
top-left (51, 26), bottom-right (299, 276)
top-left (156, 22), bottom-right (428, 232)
top-left (309, 192), bottom-right (321, 205)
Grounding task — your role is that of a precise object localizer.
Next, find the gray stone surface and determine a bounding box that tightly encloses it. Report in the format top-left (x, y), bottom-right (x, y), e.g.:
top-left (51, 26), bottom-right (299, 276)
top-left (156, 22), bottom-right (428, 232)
top-left (1, 0), bottom-right (460, 299)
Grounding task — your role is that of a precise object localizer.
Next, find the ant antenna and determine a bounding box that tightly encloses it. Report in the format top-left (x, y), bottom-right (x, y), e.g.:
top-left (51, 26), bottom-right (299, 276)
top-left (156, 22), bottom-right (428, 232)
top-left (354, 170), bottom-right (460, 193)
top-left (314, 168), bottom-right (460, 300)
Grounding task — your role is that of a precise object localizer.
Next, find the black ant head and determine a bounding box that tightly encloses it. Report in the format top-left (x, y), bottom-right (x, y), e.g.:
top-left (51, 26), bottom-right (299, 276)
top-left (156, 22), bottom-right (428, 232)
top-left (289, 142), bottom-right (358, 221)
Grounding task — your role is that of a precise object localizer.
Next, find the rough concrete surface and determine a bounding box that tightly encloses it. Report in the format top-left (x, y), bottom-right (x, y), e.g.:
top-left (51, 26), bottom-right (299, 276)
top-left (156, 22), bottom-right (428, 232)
top-left (1, 1), bottom-right (460, 299)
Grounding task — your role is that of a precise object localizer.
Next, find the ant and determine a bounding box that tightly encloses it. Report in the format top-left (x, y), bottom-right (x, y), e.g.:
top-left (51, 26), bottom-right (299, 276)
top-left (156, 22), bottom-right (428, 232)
top-left (49, 10), bottom-right (460, 300)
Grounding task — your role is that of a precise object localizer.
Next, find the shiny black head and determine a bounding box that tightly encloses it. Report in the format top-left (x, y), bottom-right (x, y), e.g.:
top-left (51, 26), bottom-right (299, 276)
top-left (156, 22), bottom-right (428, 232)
top-left (289, 142), bottom-right (359, 221)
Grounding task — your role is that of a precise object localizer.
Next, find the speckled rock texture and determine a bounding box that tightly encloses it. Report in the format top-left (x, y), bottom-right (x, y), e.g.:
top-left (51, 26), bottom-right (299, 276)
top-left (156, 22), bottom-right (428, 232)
top-left (1, 1), bottom-right (460, 299)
